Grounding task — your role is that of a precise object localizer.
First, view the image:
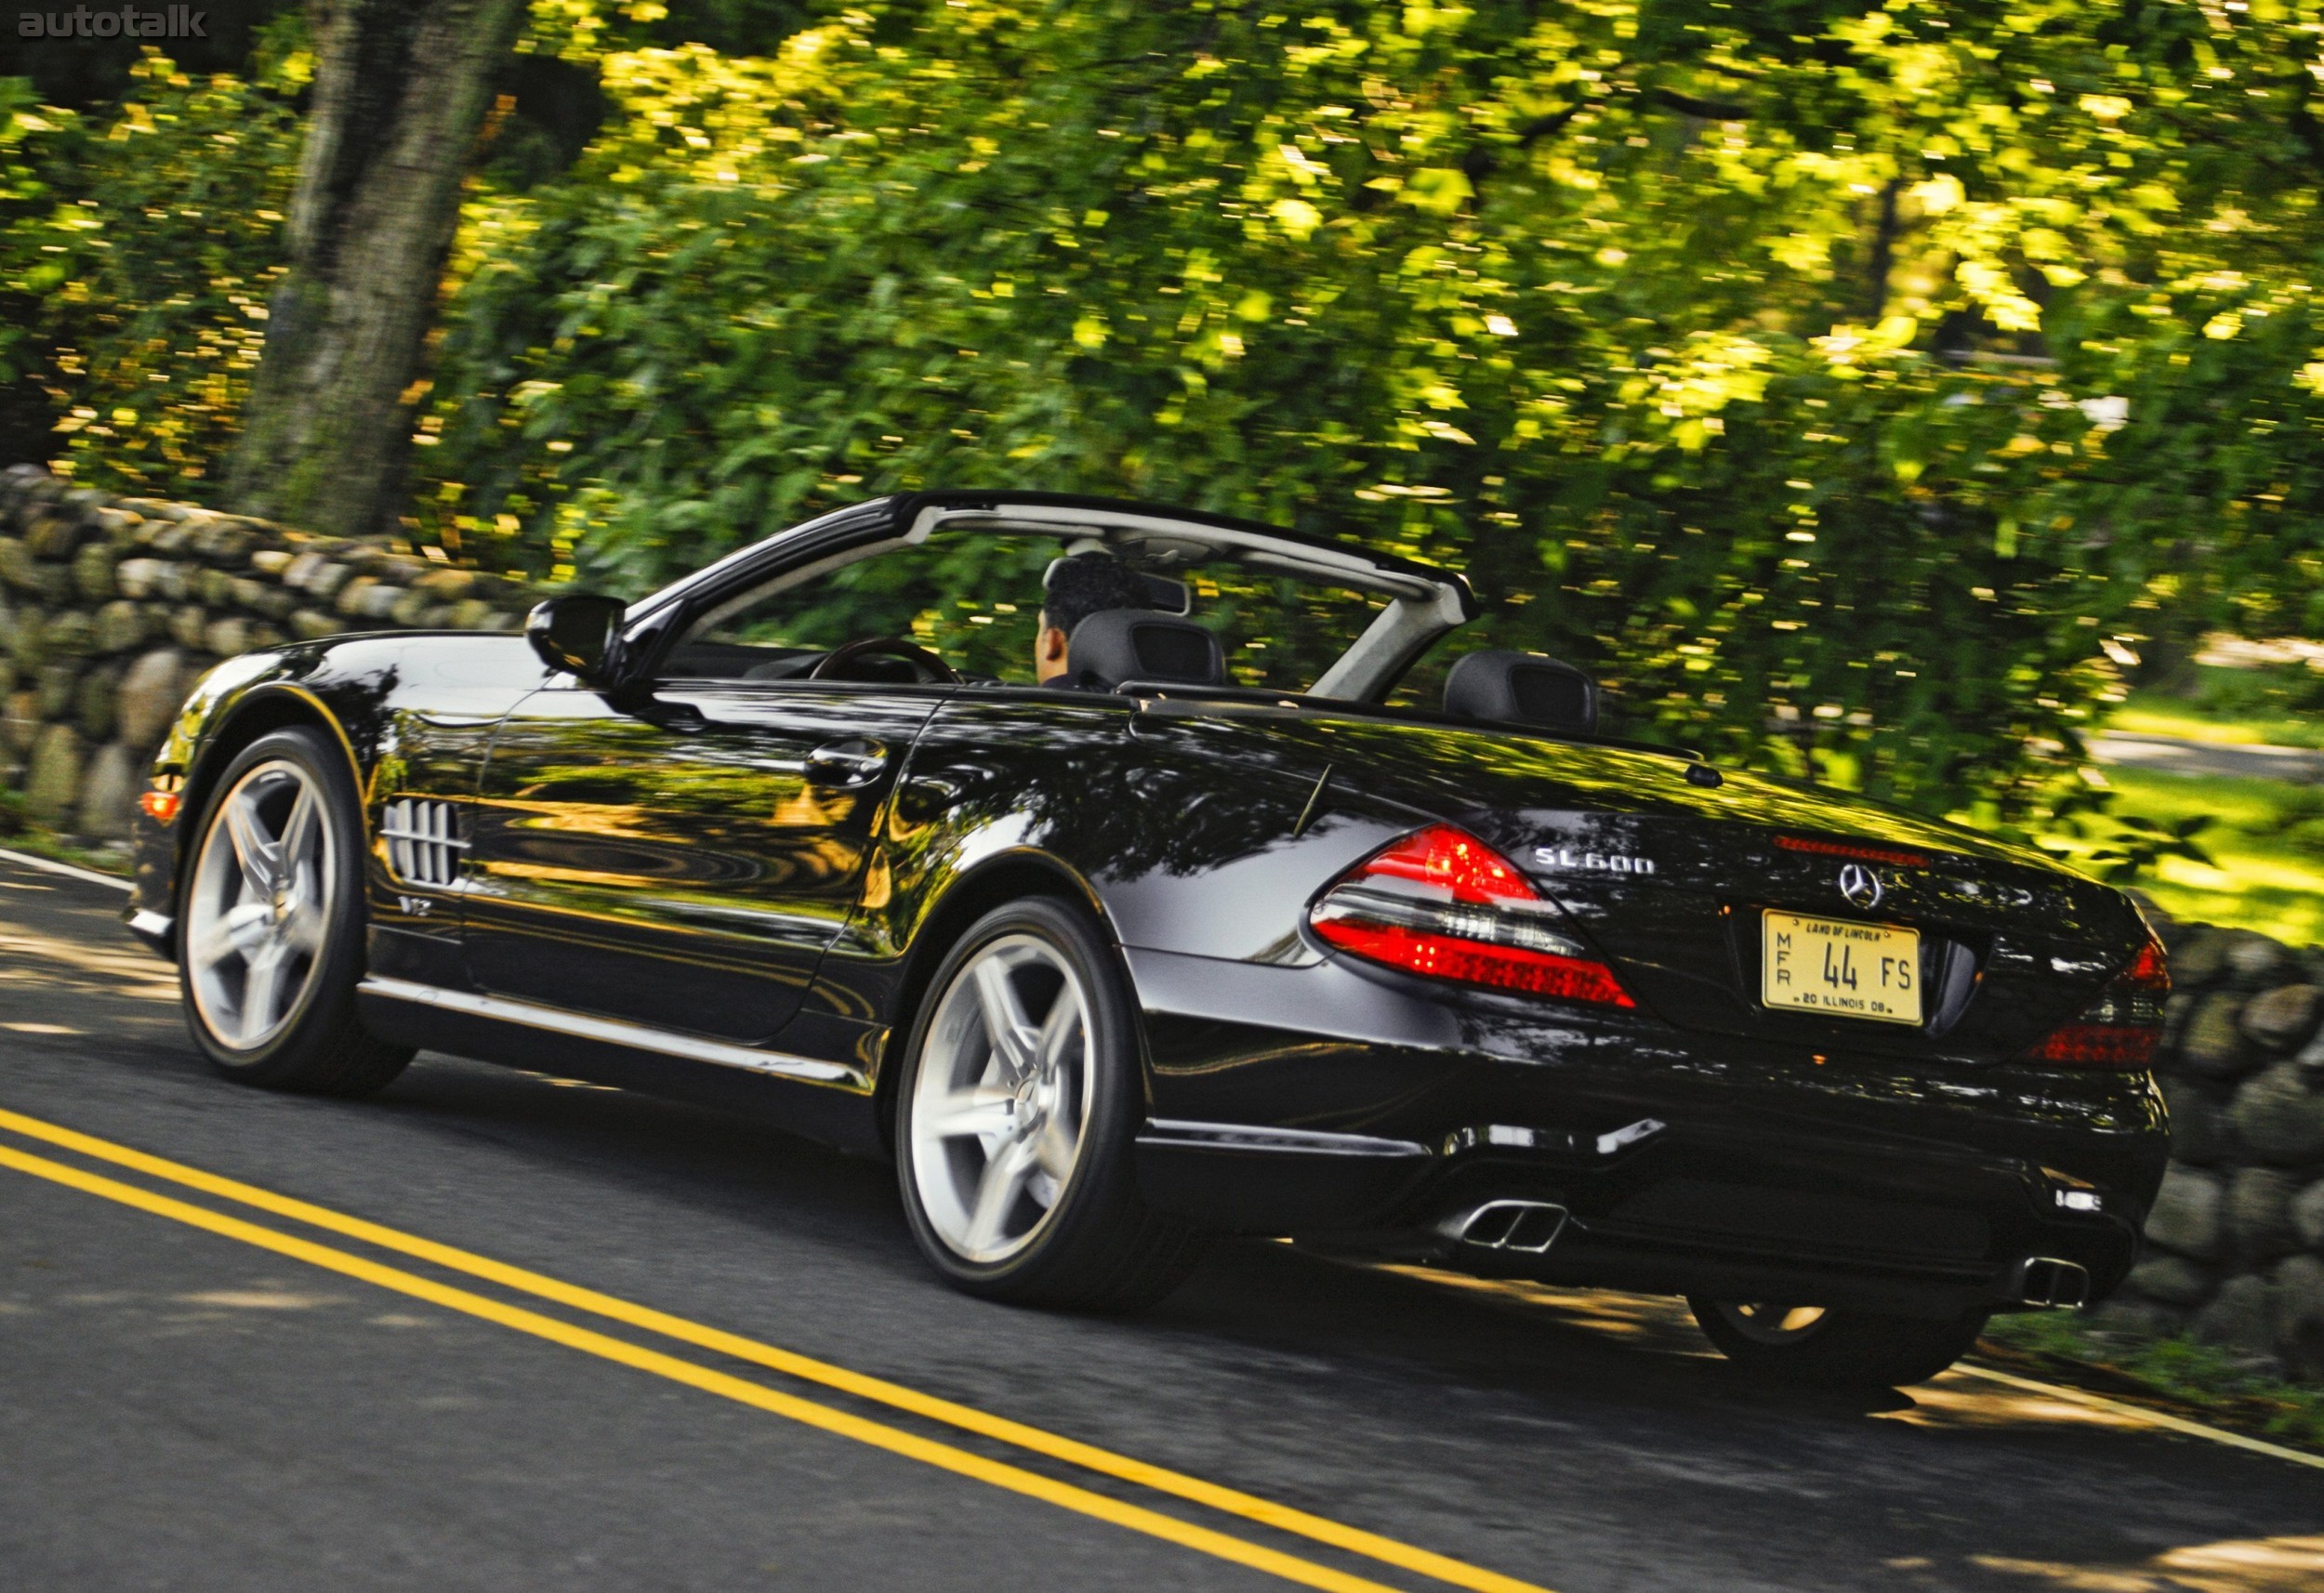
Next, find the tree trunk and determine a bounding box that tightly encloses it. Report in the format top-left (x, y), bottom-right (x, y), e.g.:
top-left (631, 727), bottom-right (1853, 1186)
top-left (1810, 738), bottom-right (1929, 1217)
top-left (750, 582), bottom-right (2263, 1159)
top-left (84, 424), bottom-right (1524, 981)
top-left (229, 0), bottom-right (525, 537)
top-left (1866, 177), bottom-right (1901, 322)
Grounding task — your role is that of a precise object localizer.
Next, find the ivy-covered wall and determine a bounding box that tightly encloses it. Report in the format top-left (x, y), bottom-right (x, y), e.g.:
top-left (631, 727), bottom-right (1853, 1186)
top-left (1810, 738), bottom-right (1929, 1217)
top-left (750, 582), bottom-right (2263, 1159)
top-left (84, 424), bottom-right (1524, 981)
top-left (0, 467), bottom-right (534, 843)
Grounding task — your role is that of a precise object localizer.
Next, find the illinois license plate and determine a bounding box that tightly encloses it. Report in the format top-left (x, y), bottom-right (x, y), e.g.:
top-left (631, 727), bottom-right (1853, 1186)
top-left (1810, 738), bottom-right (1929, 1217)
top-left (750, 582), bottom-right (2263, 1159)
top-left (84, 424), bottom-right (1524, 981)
top-left (1761, 911), bottom-right (1922, 1025)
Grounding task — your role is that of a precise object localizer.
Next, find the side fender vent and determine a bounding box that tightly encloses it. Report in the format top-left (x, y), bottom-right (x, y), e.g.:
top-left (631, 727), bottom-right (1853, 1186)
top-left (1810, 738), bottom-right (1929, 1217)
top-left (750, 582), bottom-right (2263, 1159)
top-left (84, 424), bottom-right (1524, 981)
top-left (381, 798), bottom-right (468, 888)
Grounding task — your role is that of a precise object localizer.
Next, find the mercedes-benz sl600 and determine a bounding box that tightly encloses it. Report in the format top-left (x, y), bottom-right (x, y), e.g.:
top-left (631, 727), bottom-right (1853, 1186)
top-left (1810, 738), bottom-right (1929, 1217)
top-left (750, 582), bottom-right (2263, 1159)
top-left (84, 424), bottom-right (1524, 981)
top-left (123, 492), bottom-right (2170, 1387)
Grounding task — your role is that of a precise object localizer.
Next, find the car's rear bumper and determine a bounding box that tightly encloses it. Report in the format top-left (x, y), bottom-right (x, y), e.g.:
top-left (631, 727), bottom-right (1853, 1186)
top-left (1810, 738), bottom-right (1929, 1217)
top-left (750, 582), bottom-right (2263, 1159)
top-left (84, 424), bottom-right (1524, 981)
top-left (1125, 948), bottom-right (2168, 1321)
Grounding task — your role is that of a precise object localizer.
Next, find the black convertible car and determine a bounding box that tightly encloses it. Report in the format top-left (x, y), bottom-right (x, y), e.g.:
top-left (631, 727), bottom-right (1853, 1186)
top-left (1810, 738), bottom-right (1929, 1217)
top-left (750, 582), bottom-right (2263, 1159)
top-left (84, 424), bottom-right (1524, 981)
top-left (124, 491), bottom-right (2170, 1387)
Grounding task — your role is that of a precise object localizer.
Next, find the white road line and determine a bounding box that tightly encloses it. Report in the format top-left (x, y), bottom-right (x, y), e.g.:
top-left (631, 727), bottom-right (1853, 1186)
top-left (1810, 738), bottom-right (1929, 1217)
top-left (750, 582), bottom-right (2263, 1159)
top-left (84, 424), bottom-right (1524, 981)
top-left (1955, 1363), bottom-right (2324, 1472)
top-left (0, 848), bottom-right (135, 893)
top-left (1386, 1265), bottom-right (2324, 1471)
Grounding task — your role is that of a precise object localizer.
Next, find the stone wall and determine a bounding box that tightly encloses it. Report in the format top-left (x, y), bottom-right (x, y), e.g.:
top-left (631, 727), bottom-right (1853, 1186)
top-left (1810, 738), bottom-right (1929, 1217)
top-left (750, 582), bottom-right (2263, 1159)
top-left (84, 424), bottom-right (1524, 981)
top-left (0, 467), bottom-right (535, 848)
top-left (2108, 921), bottom-right (2324, 1380)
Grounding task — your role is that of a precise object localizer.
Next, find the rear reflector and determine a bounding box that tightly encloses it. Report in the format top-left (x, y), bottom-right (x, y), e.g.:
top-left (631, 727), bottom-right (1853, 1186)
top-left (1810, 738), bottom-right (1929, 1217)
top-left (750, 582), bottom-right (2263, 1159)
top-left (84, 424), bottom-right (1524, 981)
top-left (1309, 825), bottom-right (1635, 1007)
top-left (2021, 932), bottom-right (2170, 1069)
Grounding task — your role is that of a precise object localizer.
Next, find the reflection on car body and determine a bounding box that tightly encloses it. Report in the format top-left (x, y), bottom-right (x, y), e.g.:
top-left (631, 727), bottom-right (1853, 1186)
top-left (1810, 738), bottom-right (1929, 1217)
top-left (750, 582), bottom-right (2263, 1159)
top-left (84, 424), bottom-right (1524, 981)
top-left (126, 491), bottom-right (2170, 1389)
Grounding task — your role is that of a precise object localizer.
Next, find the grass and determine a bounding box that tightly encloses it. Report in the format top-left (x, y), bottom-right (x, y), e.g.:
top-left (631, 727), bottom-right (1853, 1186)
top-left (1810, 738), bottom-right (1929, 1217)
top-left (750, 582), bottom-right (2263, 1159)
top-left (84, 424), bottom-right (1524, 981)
top-left (1984, 672), bottom-right (2324, 944)
top-left (2108, 690), bottom-right (2324, 750)
top-left (2106, 660), bottom-right (2324, 750)
top-left (1982, 1310), bottom-right (2324, 1454)
top-left (2030, 766), bottom-right (2324, 946)
top-left (0, 826), bottom-right (134, 879)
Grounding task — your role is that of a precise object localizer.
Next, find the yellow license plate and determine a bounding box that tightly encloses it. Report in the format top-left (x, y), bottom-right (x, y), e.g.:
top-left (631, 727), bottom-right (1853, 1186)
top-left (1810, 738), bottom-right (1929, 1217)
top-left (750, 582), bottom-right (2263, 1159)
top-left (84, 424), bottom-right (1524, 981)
top-left (1761, 911), bottom-right (1922, 1026)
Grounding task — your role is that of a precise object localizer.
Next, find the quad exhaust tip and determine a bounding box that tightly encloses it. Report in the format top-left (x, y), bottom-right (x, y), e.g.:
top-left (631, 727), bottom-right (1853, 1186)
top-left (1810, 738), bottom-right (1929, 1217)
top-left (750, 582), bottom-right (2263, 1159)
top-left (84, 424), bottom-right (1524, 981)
top-left (1446, 1200), bottom-right (1570, 1255)
top-left (2014, 1257), bottom-right (2091, 1310)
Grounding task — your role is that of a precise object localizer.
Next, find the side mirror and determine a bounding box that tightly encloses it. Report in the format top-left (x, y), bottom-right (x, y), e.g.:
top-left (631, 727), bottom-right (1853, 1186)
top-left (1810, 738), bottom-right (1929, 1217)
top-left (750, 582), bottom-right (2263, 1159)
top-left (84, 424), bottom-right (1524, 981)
top-left (526, 596), bottom-right (628, 686)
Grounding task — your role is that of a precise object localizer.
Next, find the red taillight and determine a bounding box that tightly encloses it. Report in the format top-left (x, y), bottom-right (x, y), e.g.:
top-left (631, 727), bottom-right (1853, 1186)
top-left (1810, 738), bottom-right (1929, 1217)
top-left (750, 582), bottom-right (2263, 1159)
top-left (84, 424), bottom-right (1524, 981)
top-left (2021, 933), bottom-right (2170, 1069)
top-left (2025, 1024), bottom-right (2160, 1069)
top-left (2124, 938), bottom-right (2168, 989)
top-left (1309, 825), bottom-right (1636, 1007)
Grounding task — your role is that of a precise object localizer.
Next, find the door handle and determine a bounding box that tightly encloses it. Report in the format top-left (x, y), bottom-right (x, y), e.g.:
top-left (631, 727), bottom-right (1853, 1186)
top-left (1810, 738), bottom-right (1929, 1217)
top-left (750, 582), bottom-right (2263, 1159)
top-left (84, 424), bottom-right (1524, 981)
top-left (806, 739), bottom-right (890, 787)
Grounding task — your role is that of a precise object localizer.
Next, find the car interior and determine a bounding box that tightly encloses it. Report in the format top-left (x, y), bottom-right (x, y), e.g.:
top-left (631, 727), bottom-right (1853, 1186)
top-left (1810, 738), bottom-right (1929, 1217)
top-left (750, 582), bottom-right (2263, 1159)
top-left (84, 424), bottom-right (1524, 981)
top-left (646, 518), bottom-right (1603, 737)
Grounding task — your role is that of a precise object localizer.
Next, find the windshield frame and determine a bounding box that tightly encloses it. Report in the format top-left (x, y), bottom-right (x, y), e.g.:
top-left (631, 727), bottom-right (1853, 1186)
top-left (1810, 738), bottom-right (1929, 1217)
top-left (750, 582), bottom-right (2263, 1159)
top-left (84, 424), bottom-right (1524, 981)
top-left (623, 493), bottom-right (1475, 702)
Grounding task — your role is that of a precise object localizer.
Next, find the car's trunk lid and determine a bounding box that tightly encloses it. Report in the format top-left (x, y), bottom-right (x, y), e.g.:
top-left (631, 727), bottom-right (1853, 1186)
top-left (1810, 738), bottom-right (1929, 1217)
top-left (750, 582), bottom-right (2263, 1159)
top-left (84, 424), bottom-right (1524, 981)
top-left (1164, 703), bottom-right (2144, 1064)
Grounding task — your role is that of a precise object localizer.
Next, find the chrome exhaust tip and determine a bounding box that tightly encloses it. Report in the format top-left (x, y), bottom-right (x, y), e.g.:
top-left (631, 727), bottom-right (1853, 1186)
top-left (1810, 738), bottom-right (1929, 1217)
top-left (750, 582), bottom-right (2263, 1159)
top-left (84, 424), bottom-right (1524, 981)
top-left (1444, 1200), bottom-right (1569, 1255)
top-left (2014, 1257), bottom-right (2091, 1310)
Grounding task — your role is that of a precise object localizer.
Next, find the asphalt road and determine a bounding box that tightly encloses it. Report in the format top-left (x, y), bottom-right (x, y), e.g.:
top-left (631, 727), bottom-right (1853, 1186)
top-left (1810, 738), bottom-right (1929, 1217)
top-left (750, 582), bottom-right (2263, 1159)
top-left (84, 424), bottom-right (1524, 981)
top-left (1, 854), bottom-right (2318, 1593)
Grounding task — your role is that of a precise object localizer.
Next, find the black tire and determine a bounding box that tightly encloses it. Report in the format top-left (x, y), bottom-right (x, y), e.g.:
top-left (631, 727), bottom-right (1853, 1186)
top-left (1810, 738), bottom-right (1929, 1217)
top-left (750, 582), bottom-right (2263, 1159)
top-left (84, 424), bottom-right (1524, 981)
top-left (178, 727), bottom-right (413, 1097)
top-left (893, 897), bottom-right (1199, 1310)
top-left (1688, 1296), bottom-right (1989, 1389)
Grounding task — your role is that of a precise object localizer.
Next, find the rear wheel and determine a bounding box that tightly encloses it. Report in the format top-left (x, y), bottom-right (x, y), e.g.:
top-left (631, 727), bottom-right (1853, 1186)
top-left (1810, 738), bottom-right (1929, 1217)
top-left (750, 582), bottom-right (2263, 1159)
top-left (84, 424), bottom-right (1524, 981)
top-left (179, 728), bottom-right (412, 1097)
top-left (895, 897), bottom-right (1196, 1309)
top-left (1688, 1297), bottom-right (1989, 1389)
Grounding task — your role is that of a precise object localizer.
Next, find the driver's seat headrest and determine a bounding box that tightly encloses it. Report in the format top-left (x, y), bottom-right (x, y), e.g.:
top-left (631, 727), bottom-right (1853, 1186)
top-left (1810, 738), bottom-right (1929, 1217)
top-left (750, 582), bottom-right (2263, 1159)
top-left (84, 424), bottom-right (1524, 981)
top-left (1443, 651), bottom-right (1598, 732)
top-left (1066, 609), bottom-right (1226, 691)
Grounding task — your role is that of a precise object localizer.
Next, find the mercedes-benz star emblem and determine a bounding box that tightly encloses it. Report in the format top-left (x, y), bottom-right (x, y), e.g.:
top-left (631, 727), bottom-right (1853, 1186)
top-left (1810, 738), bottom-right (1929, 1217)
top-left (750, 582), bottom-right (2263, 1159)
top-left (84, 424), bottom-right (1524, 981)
top-left (1838, 862), bottom-right (1883, 910)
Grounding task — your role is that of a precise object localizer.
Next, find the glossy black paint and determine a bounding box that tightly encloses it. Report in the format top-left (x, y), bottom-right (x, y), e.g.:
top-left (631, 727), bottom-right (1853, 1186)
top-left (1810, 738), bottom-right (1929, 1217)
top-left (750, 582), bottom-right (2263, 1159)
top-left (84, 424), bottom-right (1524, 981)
top-left (125, 493), bottom-right (2170, 1321)
top-left (464, 678), bottom-right (946, 1045)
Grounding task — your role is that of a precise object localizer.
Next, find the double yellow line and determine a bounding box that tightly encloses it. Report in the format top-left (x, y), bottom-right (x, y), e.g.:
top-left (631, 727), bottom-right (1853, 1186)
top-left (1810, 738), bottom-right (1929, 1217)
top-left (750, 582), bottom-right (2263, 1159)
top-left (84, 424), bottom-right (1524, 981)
top-left (0, 1105), bottom-right (1553, 1593)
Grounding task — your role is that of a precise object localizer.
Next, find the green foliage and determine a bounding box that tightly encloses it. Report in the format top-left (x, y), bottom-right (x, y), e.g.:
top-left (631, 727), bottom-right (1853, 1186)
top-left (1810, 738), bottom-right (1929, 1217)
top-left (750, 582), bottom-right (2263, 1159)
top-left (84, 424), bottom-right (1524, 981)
top-left (420, 1), bottom-right (2171, 812)
top-left (19, 0), bottom-right (2324, 824)
top-left (2258, 783), bottom-right (2324, 862)
top-left (2085, 811), bottom-right (2219, 886)
top-left (2031, 778), bottom-right (2216, 885)
top-left (2197, 664), bottom-right (2324, 721)
top-left (1983, 1310), bottom-right (2324, 1452)
top-left (0, 49), bottom-right (303, 501)
top-left (2112, 681), bottom-right (2324, 751)
top-left (2037, 765), bottom-right (2324, 945)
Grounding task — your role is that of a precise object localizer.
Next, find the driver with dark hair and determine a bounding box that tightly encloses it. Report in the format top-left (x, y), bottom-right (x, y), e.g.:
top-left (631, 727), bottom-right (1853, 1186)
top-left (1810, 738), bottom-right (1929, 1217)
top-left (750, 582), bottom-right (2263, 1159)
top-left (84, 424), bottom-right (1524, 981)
top-left (1035, 553), bottom-right (1152, 685)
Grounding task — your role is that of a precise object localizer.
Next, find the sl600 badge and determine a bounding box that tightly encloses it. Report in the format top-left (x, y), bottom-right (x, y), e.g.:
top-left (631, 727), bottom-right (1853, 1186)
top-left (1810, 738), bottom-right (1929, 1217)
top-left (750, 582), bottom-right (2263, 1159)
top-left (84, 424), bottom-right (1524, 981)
top-left (1532, 846), bottom-right (1657, 876)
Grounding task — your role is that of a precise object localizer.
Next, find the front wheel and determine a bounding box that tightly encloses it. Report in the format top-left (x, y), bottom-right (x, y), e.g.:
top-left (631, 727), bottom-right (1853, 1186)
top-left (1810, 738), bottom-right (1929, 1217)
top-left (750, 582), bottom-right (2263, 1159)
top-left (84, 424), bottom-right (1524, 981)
top-left (1688, 1297), bottom-right (1989, 1389)
top-left (894, 898), bottom-right (1196, 1310)
top-left (178, 727), bottom-right (412, 1097)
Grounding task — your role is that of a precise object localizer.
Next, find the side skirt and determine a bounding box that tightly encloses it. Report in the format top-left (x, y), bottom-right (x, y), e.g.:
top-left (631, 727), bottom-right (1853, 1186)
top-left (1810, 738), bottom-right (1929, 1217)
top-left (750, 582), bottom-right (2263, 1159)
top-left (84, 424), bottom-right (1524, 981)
top-left (356, 978), bottom-right (885, 1158)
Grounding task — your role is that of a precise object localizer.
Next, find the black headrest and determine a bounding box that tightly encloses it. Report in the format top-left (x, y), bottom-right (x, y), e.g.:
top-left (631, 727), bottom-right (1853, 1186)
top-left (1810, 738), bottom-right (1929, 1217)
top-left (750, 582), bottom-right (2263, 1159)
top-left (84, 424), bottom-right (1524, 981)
top-left (1443, 652), bottom-right (1597, 732)
top-left (1066, 609), bottom-right (1226, 691)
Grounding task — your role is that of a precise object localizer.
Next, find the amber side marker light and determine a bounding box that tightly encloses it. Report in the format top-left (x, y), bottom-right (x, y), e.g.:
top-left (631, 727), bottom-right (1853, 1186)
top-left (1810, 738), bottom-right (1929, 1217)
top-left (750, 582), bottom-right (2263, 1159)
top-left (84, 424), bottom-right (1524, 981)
top-left (137, 789), bottom-right (182, 825)
top-left (2021, 938), bottom-right (2170, 1069)
top-left (1308, 823), bottom-right (1635, 1007)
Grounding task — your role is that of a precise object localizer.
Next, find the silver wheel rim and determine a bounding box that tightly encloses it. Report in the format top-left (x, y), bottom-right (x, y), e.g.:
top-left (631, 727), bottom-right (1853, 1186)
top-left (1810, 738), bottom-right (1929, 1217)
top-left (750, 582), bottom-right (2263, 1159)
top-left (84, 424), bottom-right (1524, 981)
top-left (186, 758), bottom-right (334, 1053)
top-left (907, 933), bottom-right (1093, 1265)
top-left (1716, 1302), bottom-right (1829, 1345)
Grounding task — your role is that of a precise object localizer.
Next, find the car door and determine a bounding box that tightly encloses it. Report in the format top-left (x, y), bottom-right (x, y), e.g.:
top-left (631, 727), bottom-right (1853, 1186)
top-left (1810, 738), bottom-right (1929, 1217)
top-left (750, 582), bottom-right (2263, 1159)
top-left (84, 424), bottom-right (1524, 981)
top-left (461, 676), bottom-right (945, 1045)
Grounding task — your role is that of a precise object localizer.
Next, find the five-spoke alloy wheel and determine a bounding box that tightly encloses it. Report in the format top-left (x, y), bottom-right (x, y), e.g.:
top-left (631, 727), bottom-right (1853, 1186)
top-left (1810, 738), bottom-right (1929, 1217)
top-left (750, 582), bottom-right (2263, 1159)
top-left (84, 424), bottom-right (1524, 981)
top-left (907, 932), bottom-right (1093, 1264)
top-left (186, 757), bottom-right (333, 1051)
top-left (178, 728), bottom-right (412, 1096)
top-left (895, 898), bottom-right (1195, 1308)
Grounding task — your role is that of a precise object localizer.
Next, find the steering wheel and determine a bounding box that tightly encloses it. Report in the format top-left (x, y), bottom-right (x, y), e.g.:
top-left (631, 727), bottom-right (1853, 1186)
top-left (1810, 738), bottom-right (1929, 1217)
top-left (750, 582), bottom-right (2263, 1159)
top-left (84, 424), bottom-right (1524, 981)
top-left (807, 636), bottom-right (962, 685)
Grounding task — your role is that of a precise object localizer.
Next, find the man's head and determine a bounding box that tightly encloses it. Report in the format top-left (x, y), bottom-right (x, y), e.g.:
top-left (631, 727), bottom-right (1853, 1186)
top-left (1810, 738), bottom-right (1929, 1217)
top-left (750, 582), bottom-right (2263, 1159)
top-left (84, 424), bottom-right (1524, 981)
top-left (1036, 553), bottom-right (1151, 683)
